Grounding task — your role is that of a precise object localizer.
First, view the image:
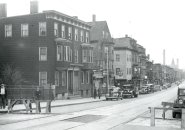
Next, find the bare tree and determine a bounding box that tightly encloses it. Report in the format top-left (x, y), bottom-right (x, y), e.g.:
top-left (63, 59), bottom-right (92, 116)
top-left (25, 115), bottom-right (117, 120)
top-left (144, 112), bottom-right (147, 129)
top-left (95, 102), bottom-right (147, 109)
top-left (0, 64), bottom-right (24, 85)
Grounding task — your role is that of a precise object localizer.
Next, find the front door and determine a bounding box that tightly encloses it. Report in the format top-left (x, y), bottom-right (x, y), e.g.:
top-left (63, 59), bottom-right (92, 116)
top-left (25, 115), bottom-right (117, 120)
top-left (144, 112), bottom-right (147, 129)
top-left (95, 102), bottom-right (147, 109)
top-left (73, 71), bottom-right (80, 95)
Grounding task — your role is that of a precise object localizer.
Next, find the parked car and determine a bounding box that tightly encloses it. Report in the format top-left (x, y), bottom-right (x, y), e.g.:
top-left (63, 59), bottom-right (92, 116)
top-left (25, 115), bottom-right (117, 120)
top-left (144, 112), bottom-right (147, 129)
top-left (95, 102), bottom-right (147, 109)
top-left (105, 86), bottom-right (123, 101)
top-left (120, 84), bottom-right (139, 98)
top-left (139, 85), bottom-right (150, 94)
top-left (172, 87), bottom-right (185, 118)
top-left (153, 85), bottom-right (162, 92)
top-left (162, 84), bottom-right (168, 89)
top-left (146, 84), bottom-right (154, 93)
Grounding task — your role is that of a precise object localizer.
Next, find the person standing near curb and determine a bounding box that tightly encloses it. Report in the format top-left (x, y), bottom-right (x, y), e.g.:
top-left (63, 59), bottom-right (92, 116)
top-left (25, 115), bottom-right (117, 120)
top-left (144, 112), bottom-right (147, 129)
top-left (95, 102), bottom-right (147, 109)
top-left (35, 87), bottom-right (41, 113)
top-left (0, 84), bottom-right (6, 109)
top-left (98, 88), bottom-right (101, 99)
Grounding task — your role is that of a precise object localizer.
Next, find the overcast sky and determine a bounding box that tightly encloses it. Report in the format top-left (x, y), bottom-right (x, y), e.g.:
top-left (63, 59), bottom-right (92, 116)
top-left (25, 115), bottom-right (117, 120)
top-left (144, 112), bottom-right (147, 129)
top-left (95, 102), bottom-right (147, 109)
top-left (1, 0), bottom-right (185, 70)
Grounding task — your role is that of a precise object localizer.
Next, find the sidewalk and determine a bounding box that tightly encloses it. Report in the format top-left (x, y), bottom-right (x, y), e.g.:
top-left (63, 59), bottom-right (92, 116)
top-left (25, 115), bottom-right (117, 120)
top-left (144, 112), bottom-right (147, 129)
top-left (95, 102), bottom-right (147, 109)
top-left (0, 97), bottom-right (105, 113)
top-left (112, 124), bottom-right (181, 130)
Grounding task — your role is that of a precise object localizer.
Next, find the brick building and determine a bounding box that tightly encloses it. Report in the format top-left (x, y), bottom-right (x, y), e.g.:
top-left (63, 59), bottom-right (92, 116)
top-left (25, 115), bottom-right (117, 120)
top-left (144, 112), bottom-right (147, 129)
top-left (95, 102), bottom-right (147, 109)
top-left (0, 2), bottom-right (94, 98)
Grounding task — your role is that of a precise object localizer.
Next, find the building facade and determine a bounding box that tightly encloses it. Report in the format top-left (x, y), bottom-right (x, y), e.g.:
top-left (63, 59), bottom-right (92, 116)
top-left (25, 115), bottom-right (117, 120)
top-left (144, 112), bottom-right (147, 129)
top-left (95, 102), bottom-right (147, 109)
top-left (0, 3), bottom-right (93, 98)
top-left (88, 15), bottom-right (114, 94)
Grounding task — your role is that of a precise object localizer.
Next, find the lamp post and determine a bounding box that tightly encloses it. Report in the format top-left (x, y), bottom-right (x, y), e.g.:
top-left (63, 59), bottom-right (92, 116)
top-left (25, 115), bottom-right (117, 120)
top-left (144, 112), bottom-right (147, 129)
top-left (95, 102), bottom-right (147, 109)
top-left (105, 47), bottom-right (109, 94)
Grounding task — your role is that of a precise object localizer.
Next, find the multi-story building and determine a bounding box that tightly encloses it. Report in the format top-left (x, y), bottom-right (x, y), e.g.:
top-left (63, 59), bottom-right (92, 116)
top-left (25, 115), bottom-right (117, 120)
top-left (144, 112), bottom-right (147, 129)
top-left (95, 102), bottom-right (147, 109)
top-left (114, 35), bottom-right (139, 86)
top-left (153, 63), bottom-right (163, 85)
top-left (0, 2), bottom-right (94, 98)
top-left (87, 15), bottom-right (114, 94)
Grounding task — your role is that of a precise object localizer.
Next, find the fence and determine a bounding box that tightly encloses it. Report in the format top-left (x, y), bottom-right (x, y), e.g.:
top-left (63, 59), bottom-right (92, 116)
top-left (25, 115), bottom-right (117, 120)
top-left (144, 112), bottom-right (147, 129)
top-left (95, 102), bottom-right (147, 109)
top-left (6, 85), bottom-right (54, 100)
top-left (149, 107), bottom-right (185, 129)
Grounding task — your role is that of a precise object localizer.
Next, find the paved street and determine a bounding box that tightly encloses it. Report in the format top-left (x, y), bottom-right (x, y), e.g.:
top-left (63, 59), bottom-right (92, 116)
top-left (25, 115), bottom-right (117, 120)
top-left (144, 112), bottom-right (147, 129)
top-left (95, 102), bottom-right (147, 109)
top-left (0, 82), bottom-right (184, 130)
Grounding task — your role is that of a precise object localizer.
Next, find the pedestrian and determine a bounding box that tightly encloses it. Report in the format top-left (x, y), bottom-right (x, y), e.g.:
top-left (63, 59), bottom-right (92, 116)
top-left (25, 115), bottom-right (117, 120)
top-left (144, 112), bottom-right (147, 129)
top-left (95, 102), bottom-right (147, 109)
top-left (94, 88), bottom-right (97, 99)
top-left (0, 84), bottom-right (6, 109)
top-left (35, 87), bottom-right (41, 113)
top-left (98, 88), bottom-right (101, 99)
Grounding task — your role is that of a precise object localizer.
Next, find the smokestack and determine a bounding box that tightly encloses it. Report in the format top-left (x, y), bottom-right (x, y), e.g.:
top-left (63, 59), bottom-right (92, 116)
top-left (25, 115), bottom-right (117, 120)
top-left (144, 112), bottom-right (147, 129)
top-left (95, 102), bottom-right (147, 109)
top-left (0, 3), bottom-right (7, 18)
top-left (163, 49), bottom-right (165, 65)
top-left (177, 58), bottom-right (179, 68)
top-left (30, 1), bottom-right (38, 14)
top-left (92, 14), bottom-right (96, 22)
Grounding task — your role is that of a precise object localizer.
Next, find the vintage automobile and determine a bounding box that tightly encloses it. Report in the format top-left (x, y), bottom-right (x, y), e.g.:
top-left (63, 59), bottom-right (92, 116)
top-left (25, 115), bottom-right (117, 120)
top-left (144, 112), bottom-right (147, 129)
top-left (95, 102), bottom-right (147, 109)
top-left (120, 84), bottom-right (139, 98)
top-left (105, 86), bottom-right (123, 101)
top-left (153, 85), bottom-right (162, 92)
top-left (139, 85), bottom-right (150, 94)
top-left (146, 84), bottom-right (154, 93)
top-left (172, 87), bottom-right (185, 118)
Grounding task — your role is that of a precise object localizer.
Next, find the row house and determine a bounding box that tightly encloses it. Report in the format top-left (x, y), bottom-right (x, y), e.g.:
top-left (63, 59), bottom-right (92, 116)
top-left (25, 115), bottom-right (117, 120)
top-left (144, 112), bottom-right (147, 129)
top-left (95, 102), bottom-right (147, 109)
top-left (87, 15), bottom-right (114, 94)
top-left (0, 2), bottom-right (94, 98)
top-left (113, 35), bottom-right (140, 86)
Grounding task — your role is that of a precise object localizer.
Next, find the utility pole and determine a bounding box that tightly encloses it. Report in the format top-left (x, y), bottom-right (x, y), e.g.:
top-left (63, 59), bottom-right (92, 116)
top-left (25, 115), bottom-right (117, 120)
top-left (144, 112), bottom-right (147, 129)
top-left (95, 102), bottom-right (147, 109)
top-left (105, 47), bottom-right (109, 94)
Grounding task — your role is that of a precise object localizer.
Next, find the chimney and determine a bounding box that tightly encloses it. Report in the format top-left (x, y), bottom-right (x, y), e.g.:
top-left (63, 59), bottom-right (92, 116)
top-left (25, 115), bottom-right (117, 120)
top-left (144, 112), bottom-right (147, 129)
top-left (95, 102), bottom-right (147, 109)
top-left (0, 3), bottom-right (7, 18)
top-left (30, 1), bottom-right (38, 14)
top-left (92, 14), bottom-right (96, 22)
top-left (147, 54), bottom-right (150, 60)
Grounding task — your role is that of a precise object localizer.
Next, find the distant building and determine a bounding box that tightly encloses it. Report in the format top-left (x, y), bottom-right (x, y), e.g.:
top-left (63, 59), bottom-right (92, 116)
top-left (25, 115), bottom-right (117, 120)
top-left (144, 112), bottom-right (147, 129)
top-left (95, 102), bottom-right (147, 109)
top-left (113, 35), bottom-right (142, 86)
top-left (0, 2), bottom-right (94, 98)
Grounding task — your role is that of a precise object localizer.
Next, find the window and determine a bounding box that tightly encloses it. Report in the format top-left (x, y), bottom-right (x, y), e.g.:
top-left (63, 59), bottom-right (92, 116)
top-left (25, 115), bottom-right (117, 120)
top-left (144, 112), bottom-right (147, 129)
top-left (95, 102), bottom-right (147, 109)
top-left (5, 24), bottom-right (12, 37)
top-left (127, 68), bottom-right (129, 75)
top-left (55, 71), bottom-right (59, 86)
top-left (116, 68), bottom-right (120, 75)
top-left (39, 47), bottom-right (47, 61)
top-left (64, 46), bottom-right (72, 62)
top-left (61, 71), bottom-right (66, 86)
top-left (102, 31), bottom-right (105, 38)
top-left (86, 71), bottom-right (89, 84)
top-left (116, 54), bottom-right (120, 62)
top-left (54, 22), bottom-right (58, 37)
top-left (61, 25), bottom-right (65, 38)
top-left (82, 49), bottom-right (87, 63)
top-left (39, 72), bottom-right (47, 86)
top-left (81, 71), bottom-right (84, 83)
top-left (90, 50), bottom-right (93, 63)
top-left (39, 22), bottom-right (46, 36)
top-left (57, 45), bottom-right (63, 61)
top-left (68, 27), bottom-right (72, 40)
top-left (21, 24), bottom-right (29, 37)
top-left (74, 49), bottom-right (78, 63)
top-left (85, 32), bottom-right (89, 43)
top-left (80, 30), bottom-right (84, 42)
top-left (75, 28), bottom-right (78, 41)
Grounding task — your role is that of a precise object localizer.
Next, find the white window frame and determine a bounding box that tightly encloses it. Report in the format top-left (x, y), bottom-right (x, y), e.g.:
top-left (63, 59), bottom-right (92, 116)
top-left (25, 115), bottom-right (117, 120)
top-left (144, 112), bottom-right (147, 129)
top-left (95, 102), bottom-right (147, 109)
top-left (5, 24), bottom-right (12, 37)
top-left (39, 72), bottom-right (47, 86)
top-left (54, 22), bottom-right (58, 37)
top-left (75, 28), bottom-right (78, 41)
top-left (39, 22), bottom-right (47, 36)
top-left (74, 49), bottom-right (78, 63)
top-left (39, 47), bottom-right (47, 61)
top-left (81, 71), bottom-right (84, 84)
top-left (57, 45), bottom-right (63, 61)
top-left (68, 27), bottom-right (72, 40)
top-left (64, 46), bottom-right (72, 62)
top-left (116, 54), bottom-right (120, 62)
top-left (80, 30), bottom-right (84, 42)
top-left (85, 32), bottom-right (89, 43)
top-left (55, 71), bottom-right (59, 86)
top-left (86, 71), bottom-right (89, 84)
top-left (21, 24), bottom-right (29, 37)
top-left (61, 25), bottom-right (65, 38)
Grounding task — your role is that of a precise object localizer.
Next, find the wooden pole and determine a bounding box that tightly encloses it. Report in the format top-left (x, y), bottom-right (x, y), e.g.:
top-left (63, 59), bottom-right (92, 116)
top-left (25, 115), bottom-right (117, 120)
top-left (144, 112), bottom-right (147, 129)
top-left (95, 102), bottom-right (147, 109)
top-left (150, 107), bottom-right (155, 126)
top-left (182, 109), bottom-right (185, 129)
